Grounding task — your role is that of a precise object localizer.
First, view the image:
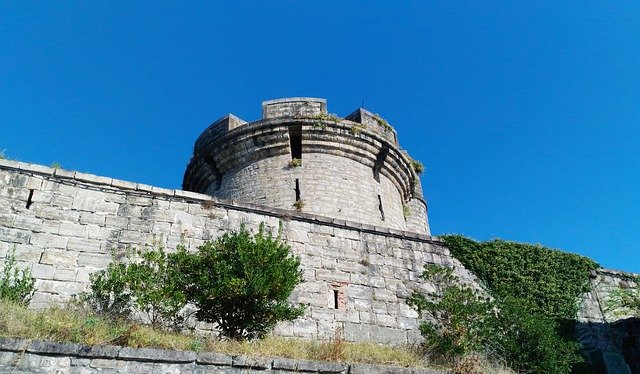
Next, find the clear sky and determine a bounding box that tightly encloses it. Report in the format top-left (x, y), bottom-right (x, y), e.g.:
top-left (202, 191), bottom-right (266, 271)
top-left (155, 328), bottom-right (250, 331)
top-left (1, 2), bottom-right (639, 272)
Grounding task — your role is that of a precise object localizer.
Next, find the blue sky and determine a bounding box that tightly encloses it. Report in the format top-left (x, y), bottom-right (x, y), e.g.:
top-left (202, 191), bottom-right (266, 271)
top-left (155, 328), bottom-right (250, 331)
top-left (1, 2), bottom-right (639, 272)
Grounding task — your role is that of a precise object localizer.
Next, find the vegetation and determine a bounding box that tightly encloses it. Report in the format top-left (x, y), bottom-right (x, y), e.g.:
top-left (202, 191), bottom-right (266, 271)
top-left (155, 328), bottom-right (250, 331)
top-left (0, 149), bottom-right (5, 160)
top-left (0, 246), bottom-right (35, 306)
top-left (289, 158), bottom-right (302, 168)
top-left (0, 299), bottom-right (426, 367)
top-left (606, 275), bottom-right (640, 317)
top-left (51, 162), bottom-right (62, 169)
top-left (349, 124), bottom-right (366, 135)
top-left (408, 265), bottom-right (492, 362)
top-left (172, 223), bottom-right (304, 340)
top-left (429, 235), bottom-right (600, 373)
top-left (293, 200), bottom-right (305, 211)
top-left (411, 159), bottom-right (424, 174)
top-left (402, 204), bottom-right (411, 218)
top-left (311, 113), bottom-right (341, 129)
top-left (77, 245), bottom-right (187, 329)
top-left (372, 114), bottom-right (393, 132)
top-left (79, 224), bottom-right (304, 340)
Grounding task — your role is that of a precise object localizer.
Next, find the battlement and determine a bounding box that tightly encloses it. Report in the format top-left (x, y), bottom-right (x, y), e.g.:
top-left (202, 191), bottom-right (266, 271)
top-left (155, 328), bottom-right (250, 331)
top-left (262, 97), bottom-right (327, 119)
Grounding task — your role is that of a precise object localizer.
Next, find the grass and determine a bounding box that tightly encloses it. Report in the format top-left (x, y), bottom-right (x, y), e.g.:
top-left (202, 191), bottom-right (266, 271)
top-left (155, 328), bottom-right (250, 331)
top-left (0, 300), bottom-right (427, 368)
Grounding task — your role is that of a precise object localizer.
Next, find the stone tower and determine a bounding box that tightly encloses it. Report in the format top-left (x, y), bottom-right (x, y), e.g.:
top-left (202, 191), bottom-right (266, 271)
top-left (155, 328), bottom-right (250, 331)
top-left (183, 98), bottom-right (429, 234)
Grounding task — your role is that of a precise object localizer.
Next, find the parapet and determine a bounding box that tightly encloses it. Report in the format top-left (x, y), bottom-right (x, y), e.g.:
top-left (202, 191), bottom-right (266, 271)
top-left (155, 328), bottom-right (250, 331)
top-left (262, 97), bottom-right (327, 119)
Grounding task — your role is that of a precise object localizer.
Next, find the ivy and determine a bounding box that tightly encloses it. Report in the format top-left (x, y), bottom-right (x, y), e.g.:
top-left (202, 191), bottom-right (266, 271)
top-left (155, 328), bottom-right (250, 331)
top-left (439, 235), bottom-right (599, 373)
top-left (441, 235), bottom-right (598, 321)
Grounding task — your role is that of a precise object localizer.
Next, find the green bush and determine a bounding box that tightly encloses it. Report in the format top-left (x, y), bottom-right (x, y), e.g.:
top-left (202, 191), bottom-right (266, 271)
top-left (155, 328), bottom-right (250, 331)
top-left (78, 245), bottom-right (187, 329)
top-left (439, 235), bottom-right (599, 373)
top-left (173, 223), bottom-right (304, 340)
top-left (0, 246), bottom-right (35, 306)
top-left (407, 265), bottom-right (492, 360)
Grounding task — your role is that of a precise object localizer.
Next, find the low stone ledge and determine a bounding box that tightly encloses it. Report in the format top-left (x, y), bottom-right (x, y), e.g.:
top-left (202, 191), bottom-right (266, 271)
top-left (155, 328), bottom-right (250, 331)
top-left (0, 337), bottom-right (31, 352)
top-left (28, 340), bottom-right (83, 355)
top-left (0, 338), bottom-right (447, 374)
top-left (232, 354), bottom-right (272, 369)
top-left (197, 351), bottom-right (233, 366)
top-left (118, 346), bottom-right (197, 363)
top-left (77, 344), bottom-right (121, 359)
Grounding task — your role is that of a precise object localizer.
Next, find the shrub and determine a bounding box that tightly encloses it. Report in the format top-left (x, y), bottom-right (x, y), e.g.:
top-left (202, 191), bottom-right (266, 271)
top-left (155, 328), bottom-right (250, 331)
top-left (0, 246), bottom-right (35, 306)
top-left (606, 275), bottom-right (640, 317)
top-left (440, 235), bottom-right (599, 373)
top-left (408, 264), bottom-right (493, 361)
top-left (78, 245), bottom-right (187, 329)
top-left (411, 159), bottom-right (424, 174)
top-left (172, 223), bottom-right (304, 340)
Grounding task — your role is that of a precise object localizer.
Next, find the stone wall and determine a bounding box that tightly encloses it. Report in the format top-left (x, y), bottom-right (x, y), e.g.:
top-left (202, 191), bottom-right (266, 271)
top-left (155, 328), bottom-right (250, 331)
top-left (0, 159), bottom-right (474, 345)
top-left (0, 337), bottom-right (447, 374)
top-left (577, 269), bottom-right (640, 371)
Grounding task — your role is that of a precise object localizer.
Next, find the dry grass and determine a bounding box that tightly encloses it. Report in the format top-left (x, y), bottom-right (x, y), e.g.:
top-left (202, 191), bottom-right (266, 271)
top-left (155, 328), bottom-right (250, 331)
top-left (0, 300), bottom-right (426, 368)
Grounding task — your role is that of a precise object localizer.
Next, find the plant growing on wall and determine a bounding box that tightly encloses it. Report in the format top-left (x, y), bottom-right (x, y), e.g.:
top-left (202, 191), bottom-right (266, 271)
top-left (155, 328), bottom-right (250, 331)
top-left (0, 246), bottom-right (35, 306)
top-left (439, 235), bottom-right (599, 373)
top-left (289, 158), bottom-right (302, 168)
top-left (172, 223), bottom-right (304, 340)
top-left (293, 200), bottom-right (304, 211)
top-left (411, 159), bottom-right (424, 174)
top-left (606, 276), bottom-right (640, 317)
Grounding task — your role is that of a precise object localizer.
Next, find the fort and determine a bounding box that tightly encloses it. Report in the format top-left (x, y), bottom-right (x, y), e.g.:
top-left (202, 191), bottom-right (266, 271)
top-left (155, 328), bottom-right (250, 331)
top-left (0, 98), bottom-right (638, 369)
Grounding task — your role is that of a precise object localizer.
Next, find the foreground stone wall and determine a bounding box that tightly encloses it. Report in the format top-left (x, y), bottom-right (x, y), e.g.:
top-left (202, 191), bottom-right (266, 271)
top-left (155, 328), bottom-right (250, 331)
top-left (0, 337), bottom-right (446, 374)
top-left (0, 159), bottom-right (475, 344)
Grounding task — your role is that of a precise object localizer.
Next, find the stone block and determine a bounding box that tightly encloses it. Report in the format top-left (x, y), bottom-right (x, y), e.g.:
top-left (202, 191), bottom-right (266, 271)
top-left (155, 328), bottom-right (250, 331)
top-left (28, 340), bottom-right (83, 355)
top-left (0, 227), bottom-right (31, 244)
top-left (59, 221), bottom-right (88, 237)
top-left (30, 232), bottom-right (68, 249)
top-left (232, 354), bottom-right (272, 369)
top-left (40, 250), bottom-right (78, 266)
top-left (196, 351), bottom-right (233, 366)
top-left (0, 337), bottom-right (31, 352)
top-left (118, 347), bottom-right (197, 363)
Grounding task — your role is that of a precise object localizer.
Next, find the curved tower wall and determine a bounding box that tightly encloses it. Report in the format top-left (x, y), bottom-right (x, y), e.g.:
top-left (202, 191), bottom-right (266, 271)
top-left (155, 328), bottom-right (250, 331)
top-left (184, 98), bottom-right (430, 234)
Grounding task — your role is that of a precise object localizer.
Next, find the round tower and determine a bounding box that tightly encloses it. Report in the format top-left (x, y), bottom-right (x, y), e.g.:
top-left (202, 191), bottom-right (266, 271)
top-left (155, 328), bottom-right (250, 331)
top-left (183, 98), bottom-right (430, 234)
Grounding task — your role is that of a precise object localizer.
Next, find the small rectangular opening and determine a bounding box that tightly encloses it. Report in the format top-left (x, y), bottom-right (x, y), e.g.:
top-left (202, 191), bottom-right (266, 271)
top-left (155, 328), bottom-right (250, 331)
top-left (373, 146), bottom-right (389, 182)
top-left (295, 179), bottom-right (301, 201)
top-left (26, 189), bottom-right (34, 209)
top-left (333, 290), bottom-right (339, 309)
top-left (289, 125), bottom-right (302, 160)
top-left (378, 194), bottom-right (385, 221)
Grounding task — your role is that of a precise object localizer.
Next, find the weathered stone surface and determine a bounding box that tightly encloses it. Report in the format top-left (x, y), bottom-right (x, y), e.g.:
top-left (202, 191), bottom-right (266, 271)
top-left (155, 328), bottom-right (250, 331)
top-left (118, 347), bottom-right (197, 363)
top-left (196, 351), bottom-right (233, 366)
top-left (232, 354), bottom-right (272, 369)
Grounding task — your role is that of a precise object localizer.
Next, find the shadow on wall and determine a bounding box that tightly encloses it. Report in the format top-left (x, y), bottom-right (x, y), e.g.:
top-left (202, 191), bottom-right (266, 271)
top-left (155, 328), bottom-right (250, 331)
top-left (576, 317), bottom-right (640, 373)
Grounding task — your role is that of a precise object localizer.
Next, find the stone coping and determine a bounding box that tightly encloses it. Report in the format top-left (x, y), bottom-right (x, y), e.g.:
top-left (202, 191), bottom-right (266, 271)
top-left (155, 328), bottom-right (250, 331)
top-left (0, 337), bottom-right (447, 374)
top-left (0, 159), bottom-right (441, 244)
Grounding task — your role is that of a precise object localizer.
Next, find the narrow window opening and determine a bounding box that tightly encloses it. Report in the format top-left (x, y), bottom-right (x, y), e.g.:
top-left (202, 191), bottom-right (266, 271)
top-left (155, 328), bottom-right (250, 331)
top-left (289, 125), bottom-right (302, 160)
top-left (294, 179), bottom-right (301, 201)
top-left (373, 146), bottom-right (389, 182)
top-left (333, 290), bottom-right (340, 309)
top-left (205, 156), bottom-right (223, 191)
top-left (26, 189), bottom-right (34, 209)
top-left (378, 194), bottom-right (385, 221)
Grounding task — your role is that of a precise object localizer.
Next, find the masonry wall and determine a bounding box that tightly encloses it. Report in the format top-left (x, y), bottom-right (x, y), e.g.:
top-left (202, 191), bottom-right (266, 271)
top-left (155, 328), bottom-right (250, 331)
top-left (0, 337), bottom-right (446, 374)
top-left (577, 269), bottom-right (640, 370)
top-left (0, 159), bottom-right (473, 345)
top-left (213, 153), bottom-right (405, 229)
